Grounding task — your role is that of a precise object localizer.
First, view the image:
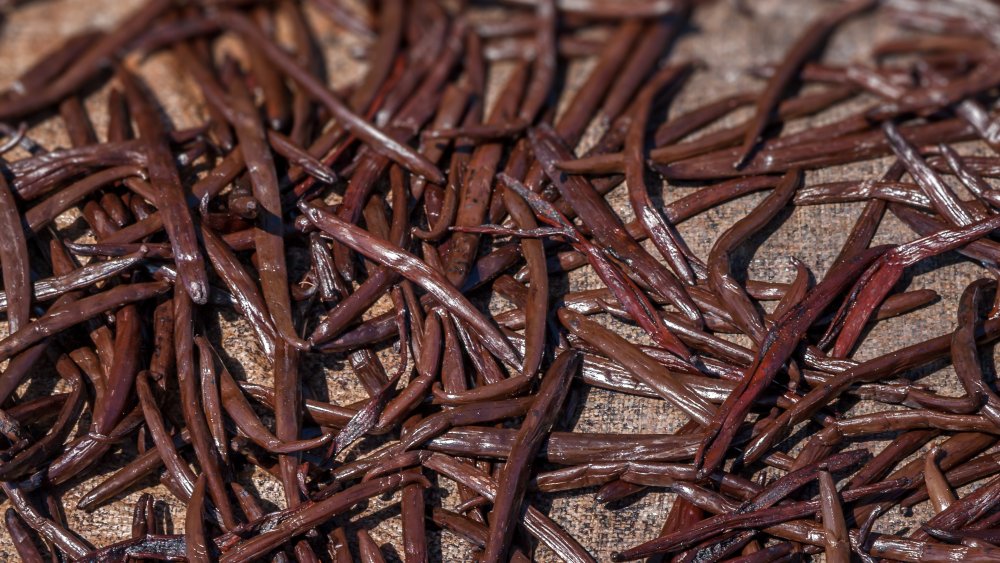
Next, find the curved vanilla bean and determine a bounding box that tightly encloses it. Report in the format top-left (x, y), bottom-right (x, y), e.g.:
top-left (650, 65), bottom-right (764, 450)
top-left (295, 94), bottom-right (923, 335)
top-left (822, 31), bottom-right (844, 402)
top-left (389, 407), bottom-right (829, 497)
top-left (656, 118), bottom-right (976, 181)
top-left (923, 448), bottom-right (956, 513)
top-left (200, 225), bottom-right (277, 358)
top-left (3, 483), bottom-right (92, 559)
top-left (818, 468), bottom-right (850, 563)
top-left (518, 0), bottom-right (555, 124)
top-left (613, 478), bottom-right (908, 560)
top-left (484, 351), bottom-right (580, 562)
top-left (186, 475), bottom-right (211, 563)
top-left (194, 337), bottom-right (228, 463)
top-left (563, 85), bottom-right (856, 175)
top-left (4, 508), bottom-right (45, 563)
top-left (219, 359), bottom-right (330, 453)
top-left (77, 430), bottom-right (191, 511)
top-left (350, 0), bottom-right (402, 113)
top-left (300, 201), bottom-right (520, 367)
top-left (174, 292), bottom-right (237, 529)
top-left (136, 371), bottom-right (197, 501)
top-left (267, 130), bottom-right (338, 185)
top-left (531, 125), bottom-right (702, 327)
top-left (626, 64), bottom-right (698, 285)
top-left (698, 246), bottom-right (887, 476)
top-left (734, 0), bottom-right (876, 167)
top-left (502, 185), bottom-right (548, 377)
top-left (709, 169), bottom-right (799, 345)
top-left (950, 279), bottom-right (1000, 425)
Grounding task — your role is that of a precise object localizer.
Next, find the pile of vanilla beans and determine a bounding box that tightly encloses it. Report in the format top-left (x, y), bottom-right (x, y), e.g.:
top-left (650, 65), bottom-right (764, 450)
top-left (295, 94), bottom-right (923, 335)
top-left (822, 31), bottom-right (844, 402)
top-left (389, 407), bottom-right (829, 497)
top-left (7, 0), bottom-right (1000, 560)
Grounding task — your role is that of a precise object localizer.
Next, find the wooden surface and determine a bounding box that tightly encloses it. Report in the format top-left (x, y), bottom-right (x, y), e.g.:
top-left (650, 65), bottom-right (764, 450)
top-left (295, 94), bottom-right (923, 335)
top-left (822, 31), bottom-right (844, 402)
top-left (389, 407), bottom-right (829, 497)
top-left (0, 0), bottom-right (993, 560)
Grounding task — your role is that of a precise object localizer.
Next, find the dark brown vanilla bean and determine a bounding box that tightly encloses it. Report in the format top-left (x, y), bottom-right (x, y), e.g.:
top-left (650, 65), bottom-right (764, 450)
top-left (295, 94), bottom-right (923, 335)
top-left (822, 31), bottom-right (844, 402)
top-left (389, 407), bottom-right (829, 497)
top-left (626, 64), bottom-right (699, 285)
top-left (484, 351), bottom-right (580, 562)
top-left (709, 169), bottom-right (800, 345)
top-left (697, 246), bottom-right (887, 476)
top-left (222, 63), bottom-right (308, 351)
top-left (502, 185), bottom-right (548, 377)
top-left (444, 63), bottom-right (526, 287)
top-left (212, 10), bottom-right (444, 184)
top-left (186, 476), bottom-right (210, 563)
top-left (0, 174), bottom-right (31, 334)
top-left (174, 292), bottom-right (237, 529)
top-left (745, 314), bottom-right (1000, 465)
top-left (6, 1), bottom-right (1000, 558)
top-left (119, 69), bottom-right (208, 305)
top-left (300, 201), bottom-right (520, 367)
top-left (531, 125), bottom-right (703, 327)
top-left (350, 0), bottom-right (402, 113)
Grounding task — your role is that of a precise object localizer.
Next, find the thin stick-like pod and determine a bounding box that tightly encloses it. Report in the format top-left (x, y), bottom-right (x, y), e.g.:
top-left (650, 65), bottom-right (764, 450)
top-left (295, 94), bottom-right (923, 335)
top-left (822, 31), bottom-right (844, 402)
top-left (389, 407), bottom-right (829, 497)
top-left (625, 65), bottom-right (698, 285)
top-left (211, 10), bottom-right (444, 183)
top-left (734, 0), bottom-right (877, 167)
top-left (300, 202), bottom-right (520, 367)
top-left (924, 448), bottom-right (956, 513)
top-left (119, 69), bottom-right (208, 304)
top-left (5, 508), bottom-right (46, 563)
top-left (531, 125), bottom-right (703, 327)
top-left (136, 373), bottom-right (197, 500)
top-left (200, 225), bottom-right (277, 359)
top-left (484, 351), bottom-right (580, 562)
top-left (502, 185), bottom-right (547, 378)
top-left (708, 169), bottom-right (800, 345)
top-left (195, 336), bottom-right (229, 464)
top-left (174, 292), bottom-right (237, 529)
top-left (222, 63), bottom-right (308, 351)
top-left (519, 0), bottom-right (556, 123)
